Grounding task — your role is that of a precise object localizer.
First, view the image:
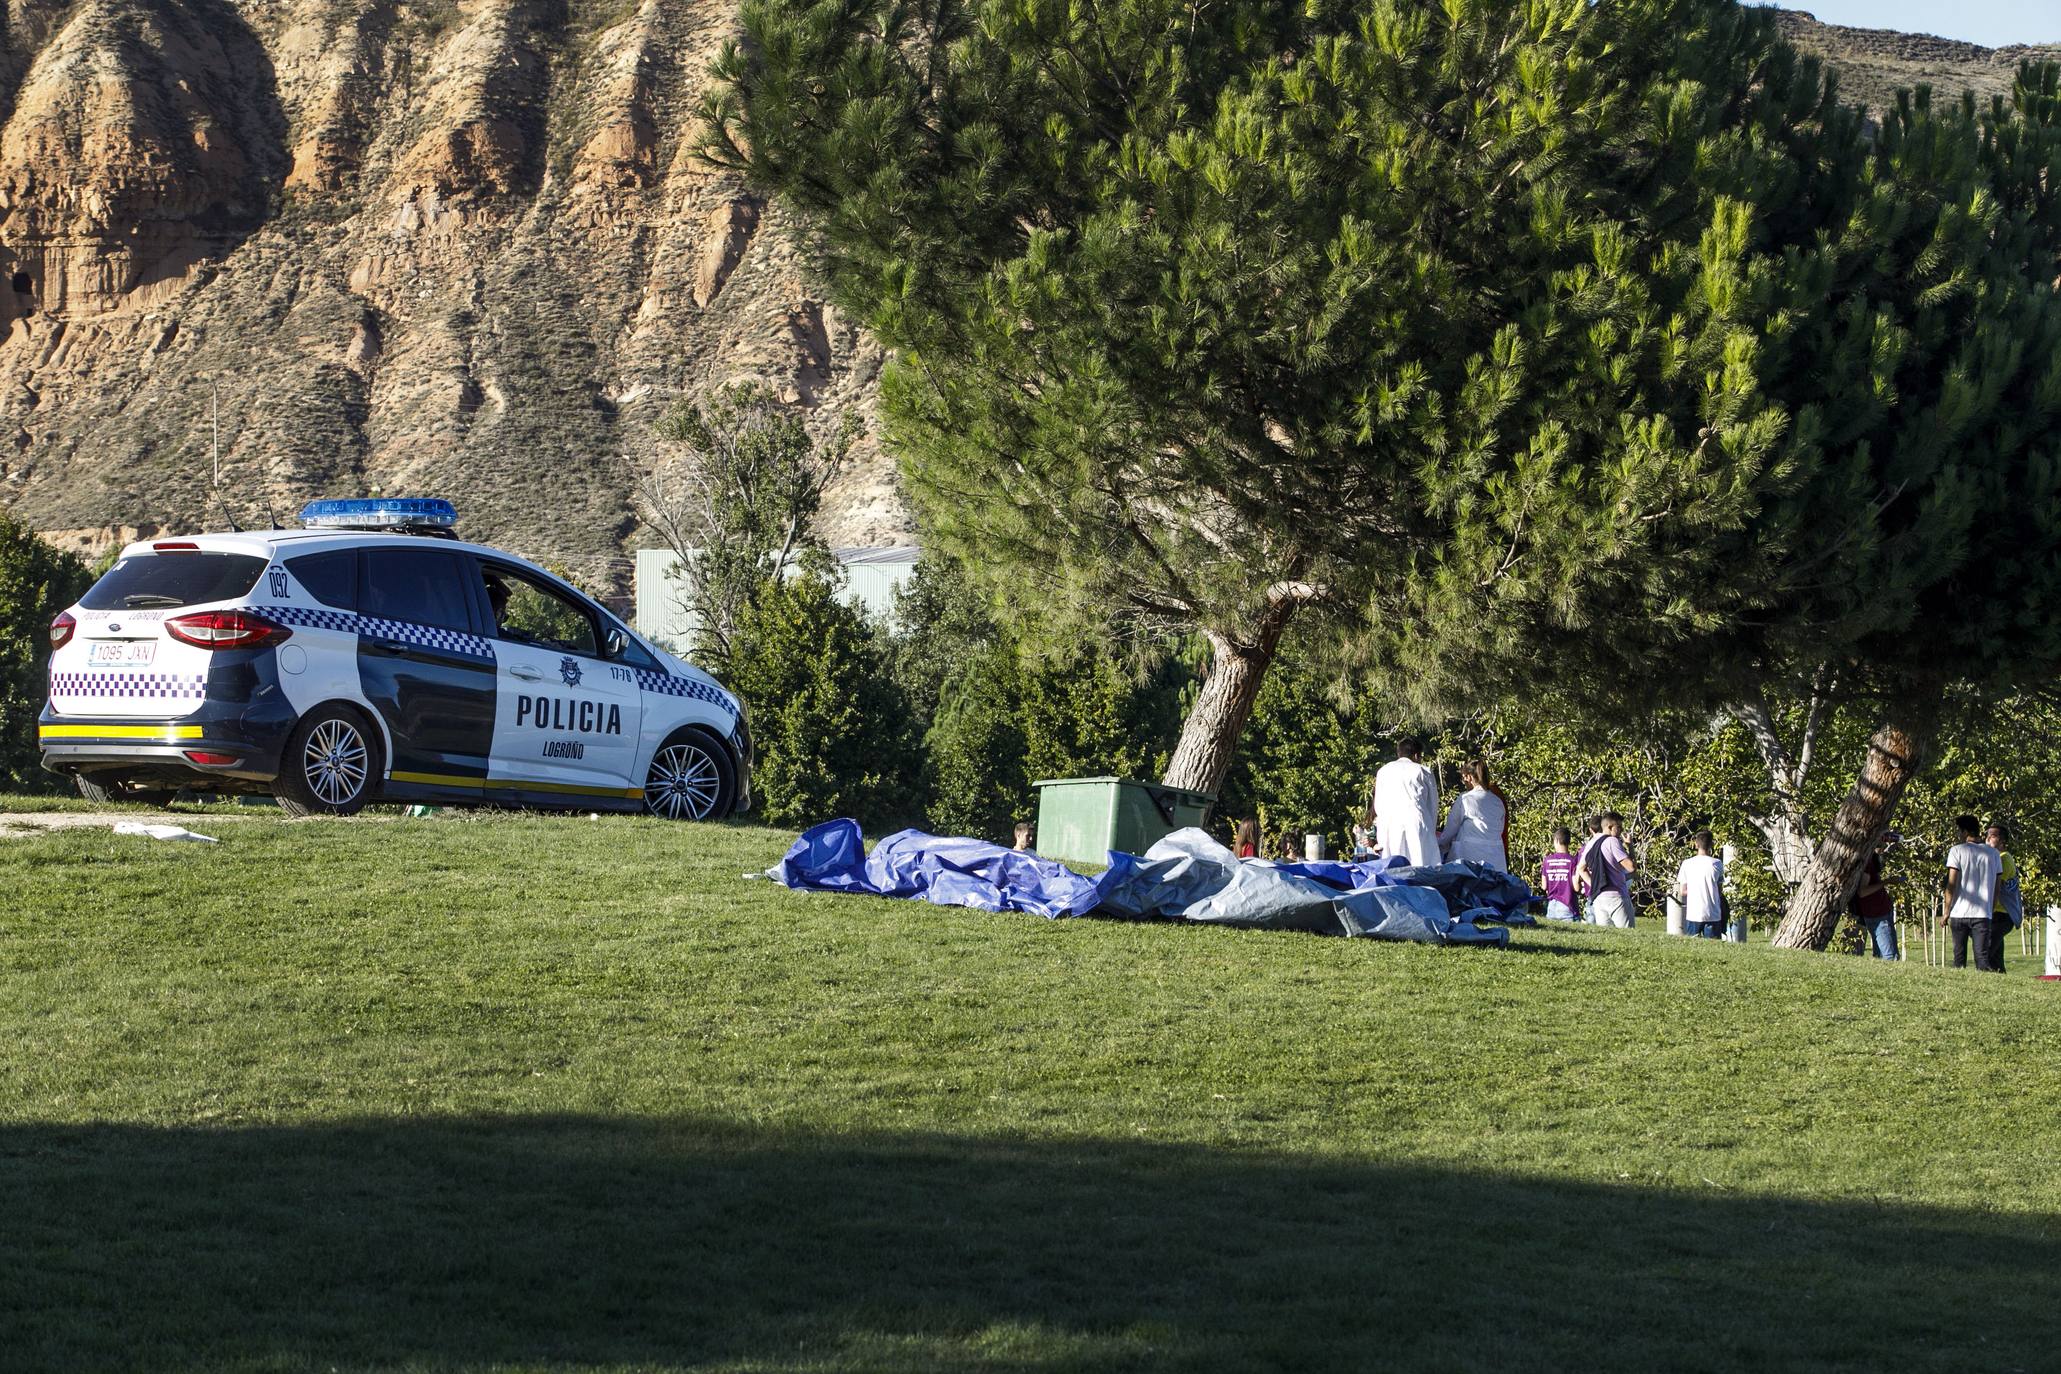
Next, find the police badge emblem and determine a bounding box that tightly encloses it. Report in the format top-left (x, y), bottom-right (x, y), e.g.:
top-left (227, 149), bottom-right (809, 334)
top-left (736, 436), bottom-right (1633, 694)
top-left (559, 656), bottom-right (583, 688)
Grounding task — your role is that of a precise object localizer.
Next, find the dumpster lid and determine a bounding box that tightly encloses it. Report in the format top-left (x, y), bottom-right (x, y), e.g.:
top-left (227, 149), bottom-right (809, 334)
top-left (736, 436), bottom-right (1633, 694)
top-left (1032, 776), bottom-right (1215, 802)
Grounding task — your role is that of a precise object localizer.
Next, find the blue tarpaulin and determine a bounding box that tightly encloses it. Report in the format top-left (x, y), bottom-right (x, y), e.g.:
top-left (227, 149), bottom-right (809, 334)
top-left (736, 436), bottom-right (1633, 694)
top-left (1378, 862), bottom-right (1539, 926)
top-left (1092, 830), bottom-right (1511, 944)
top-left (770, 820), bottom-right (1101, 918)
top-left (766, 821), bottom-right (1532, 946)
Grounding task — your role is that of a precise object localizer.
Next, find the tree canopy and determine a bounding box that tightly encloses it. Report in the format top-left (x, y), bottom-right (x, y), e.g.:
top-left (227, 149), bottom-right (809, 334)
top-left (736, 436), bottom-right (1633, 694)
top-left (1384, 55), bottom-right (2061, 945)
top-left (705, 0), bottom-right (1844, 794)
top-left (638, 382), bottom-right (860, 671)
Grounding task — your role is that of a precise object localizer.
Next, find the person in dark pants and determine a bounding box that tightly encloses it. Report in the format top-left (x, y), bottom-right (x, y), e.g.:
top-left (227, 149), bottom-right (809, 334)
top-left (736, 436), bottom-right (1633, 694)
top-left (1853, 831), bottom-right (1899, 960)
top-left (1986, 821), bottom-right (2019, 974)
top-left (1943, 815), bottom-right (2003, 972)
top-left (1674, 830), bottom-right (1727, 939)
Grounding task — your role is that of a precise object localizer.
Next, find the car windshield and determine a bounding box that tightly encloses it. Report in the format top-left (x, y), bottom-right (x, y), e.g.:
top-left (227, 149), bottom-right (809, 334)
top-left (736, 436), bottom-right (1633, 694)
top-left (78, 552), bottom-right (268, 611)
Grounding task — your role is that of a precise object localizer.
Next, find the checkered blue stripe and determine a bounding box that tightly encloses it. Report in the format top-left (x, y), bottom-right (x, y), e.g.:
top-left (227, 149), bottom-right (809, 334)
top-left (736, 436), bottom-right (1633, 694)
top-left (637, 670), bottom-right (740, 718)
top-left (268, 605), bottom-right (495, 662)
top-left (51, 671), bottom-right (207, 700)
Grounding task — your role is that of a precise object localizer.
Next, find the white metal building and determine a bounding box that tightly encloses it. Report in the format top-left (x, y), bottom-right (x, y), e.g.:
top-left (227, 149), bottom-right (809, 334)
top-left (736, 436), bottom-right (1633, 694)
top-left (633, 545), bottom-right (921, 653)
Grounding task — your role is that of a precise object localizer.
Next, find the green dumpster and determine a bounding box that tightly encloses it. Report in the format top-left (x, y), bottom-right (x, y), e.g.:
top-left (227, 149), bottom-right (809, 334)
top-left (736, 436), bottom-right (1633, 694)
top-left (1031, 776), bottom-right (1215, 868)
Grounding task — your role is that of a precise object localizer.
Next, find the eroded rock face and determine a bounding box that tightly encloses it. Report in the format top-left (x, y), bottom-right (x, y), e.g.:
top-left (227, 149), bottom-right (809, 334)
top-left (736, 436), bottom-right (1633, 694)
top-left (0, 0), bottom-right (899, 588)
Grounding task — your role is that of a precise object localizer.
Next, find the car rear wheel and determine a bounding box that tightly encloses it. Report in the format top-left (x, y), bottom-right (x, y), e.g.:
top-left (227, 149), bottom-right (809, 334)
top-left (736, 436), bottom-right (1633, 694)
top-left (276, 706), bottom-right (380, 818)
top-left (74, 774), bottom-right (176, 808)
top-left (643, 728), bottom-right (734, 821)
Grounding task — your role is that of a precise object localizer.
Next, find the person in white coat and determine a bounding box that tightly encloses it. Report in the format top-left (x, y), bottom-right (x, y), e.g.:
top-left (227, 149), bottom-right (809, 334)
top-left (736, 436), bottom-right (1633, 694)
top-left (1438, 759), bottom-right (1509, 870)
top-left (1372, 738), bottom-right (1441, 868)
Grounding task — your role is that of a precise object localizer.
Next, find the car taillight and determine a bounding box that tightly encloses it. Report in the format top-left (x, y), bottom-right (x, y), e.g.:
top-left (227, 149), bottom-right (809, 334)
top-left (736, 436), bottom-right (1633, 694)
top-left (50, 611), bottom-right (75, 650)
top-left (165, 610), bottom-right (291, 650)
top-left (183, 750), bottom-right (239, 766)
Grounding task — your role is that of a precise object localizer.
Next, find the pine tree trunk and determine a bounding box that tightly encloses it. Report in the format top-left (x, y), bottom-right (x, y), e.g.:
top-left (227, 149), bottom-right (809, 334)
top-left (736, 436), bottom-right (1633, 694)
top-left (1770, 703), bottom-right (1939, 950)
top-left (1161, 598), bottom-right (1300, 799)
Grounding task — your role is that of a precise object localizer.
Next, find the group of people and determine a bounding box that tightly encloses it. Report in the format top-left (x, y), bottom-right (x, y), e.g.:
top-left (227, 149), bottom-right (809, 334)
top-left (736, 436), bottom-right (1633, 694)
top-left (1362, 739), bottom-right (1509, 869)
top-left (1359, 740), bottom-right (1722, 934)
top-left (1936, 816), bottom-right (2025, 972)
top-left (1247, 742), bottom-right (2035, 963)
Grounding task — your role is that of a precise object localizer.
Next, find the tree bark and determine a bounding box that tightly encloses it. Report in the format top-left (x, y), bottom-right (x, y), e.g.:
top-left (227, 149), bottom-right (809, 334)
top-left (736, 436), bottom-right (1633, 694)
top-left (1731, 687), bottom-right (1830, 889)
top-left (1161, 594), bottom-right (1303, 800)
top-left (1770, 701), bottom-right (1939, 950)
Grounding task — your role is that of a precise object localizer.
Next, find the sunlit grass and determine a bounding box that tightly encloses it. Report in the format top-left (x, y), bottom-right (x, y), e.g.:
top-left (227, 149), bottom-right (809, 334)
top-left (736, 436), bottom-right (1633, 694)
top-left (2, 807), bottom-right (2054, 1371)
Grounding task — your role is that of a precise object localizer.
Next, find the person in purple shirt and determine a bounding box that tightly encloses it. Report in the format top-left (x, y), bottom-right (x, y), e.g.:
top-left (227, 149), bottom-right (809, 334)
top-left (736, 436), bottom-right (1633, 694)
top-left (1540, 825), bottom-right (1579, 921)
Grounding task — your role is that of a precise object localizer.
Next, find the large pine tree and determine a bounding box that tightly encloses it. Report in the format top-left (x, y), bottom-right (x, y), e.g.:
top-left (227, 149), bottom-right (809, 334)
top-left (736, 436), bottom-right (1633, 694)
top-left (703, 0), bottom-right (1840, 796)
top-left (1386, 64), bottom-right (2061, 948)
top-left (1761, 72), bottom-right (2061, 946)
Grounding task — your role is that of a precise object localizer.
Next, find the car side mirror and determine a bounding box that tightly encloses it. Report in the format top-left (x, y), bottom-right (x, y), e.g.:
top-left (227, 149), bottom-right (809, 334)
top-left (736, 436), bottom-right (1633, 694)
top-left (604, 626), bottom-right (628, 660)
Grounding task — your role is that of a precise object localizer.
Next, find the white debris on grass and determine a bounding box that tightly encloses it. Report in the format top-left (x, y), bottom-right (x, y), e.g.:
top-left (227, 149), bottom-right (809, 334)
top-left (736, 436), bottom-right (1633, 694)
top-left (112, 821), bottom-right (218, 844)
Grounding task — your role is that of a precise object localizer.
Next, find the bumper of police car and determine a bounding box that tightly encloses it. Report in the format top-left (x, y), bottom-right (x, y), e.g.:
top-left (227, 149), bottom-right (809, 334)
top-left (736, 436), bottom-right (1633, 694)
top-left (38, 698), bottom-right (298, 788)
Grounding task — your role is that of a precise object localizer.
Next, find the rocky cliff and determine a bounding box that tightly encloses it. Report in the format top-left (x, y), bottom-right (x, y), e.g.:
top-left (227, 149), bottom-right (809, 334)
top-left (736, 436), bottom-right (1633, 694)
top-left (0, 0), bottom-right (898, 588)
top-left (0, 5), bottom-right (2052, 584)
top-left (1776, 10), bottom-right (2060, 112)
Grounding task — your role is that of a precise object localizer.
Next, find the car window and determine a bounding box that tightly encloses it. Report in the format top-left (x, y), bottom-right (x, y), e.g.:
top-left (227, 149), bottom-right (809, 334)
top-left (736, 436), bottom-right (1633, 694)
top-left (79, 552), bottom-right (266, 610)
top-left (284, 550), bottom-right (358, 610)
top-left (359, 548), bottom-right (476, 632)
top-left (483, 566), bottom-right (598, 657)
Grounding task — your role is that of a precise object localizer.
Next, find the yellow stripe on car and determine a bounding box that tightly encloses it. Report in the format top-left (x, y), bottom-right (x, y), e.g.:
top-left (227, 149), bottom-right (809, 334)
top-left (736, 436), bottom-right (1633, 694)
top-left (504, 779), bottom-right (645, 800)
top-left (390, 769), bottom-right (640, 801)
top-left (388, 770), bottom-right (488, 790)
top-left (38, 724), bottom-right (205, 740)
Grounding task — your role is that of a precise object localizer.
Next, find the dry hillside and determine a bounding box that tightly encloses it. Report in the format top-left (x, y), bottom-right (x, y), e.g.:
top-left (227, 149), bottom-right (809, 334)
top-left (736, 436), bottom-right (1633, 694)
top-left (0, 0), bottom-right (899, 588)
top-left (0, 4), bottom-right (2053, 585)
top-left (1776, 9), bottom-right (2061, 111)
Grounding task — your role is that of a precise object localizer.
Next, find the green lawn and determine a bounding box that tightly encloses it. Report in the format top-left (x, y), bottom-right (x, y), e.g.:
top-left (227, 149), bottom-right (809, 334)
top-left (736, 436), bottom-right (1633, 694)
top-left (2, 806), bottom-right (2055, 1372)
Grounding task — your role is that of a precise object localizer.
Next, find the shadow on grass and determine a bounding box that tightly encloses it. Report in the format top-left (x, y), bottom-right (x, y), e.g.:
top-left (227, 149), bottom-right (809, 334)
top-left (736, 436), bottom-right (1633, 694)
top-left (3, 1117), bottom-right (2053, 1371)
top-left (1502, 934), bottom-right (1611, 955)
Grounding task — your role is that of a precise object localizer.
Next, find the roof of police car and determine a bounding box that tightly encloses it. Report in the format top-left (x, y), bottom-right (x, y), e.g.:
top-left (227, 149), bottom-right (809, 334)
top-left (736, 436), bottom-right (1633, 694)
top-left (126, 527), bottom-right (703, 675)
top-left (98, 530), bottom-right (746, 711)
top-left (131, 527), bottom-right (557, 572)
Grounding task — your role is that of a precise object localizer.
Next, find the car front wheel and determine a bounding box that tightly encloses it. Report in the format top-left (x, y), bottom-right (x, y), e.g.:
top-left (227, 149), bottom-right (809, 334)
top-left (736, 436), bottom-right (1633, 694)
top-left (643, 728), bottom-right (735, 821)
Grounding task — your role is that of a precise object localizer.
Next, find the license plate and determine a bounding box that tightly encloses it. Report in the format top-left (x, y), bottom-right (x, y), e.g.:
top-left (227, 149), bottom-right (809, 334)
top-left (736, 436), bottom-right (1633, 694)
top-left (88, 641), bottom-right (155, 667)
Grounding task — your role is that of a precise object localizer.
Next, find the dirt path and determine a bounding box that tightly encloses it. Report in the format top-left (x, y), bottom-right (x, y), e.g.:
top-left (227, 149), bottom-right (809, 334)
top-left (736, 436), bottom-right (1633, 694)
top-left (0, 811), bottom-right (261, 837)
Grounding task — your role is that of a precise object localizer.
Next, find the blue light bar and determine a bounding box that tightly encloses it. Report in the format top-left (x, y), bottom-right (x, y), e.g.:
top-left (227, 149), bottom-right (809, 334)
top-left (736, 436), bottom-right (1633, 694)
top-left (298, 498), bottom-right (458, 530)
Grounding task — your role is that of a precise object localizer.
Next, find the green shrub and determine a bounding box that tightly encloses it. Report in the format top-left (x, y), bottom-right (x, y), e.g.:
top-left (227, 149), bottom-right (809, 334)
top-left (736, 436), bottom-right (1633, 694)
top-left (727, 571), bottom-right (920, 828)
top-left (891, 551), bottom-right (1192, 843)
top-left (924, 646), bottom-right (1030, 840)
top-left (0, 517), bottom-right (91, 791)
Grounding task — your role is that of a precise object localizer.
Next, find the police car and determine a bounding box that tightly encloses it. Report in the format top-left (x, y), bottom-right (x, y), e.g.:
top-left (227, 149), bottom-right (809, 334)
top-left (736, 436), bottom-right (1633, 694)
top-left (39, 499), bottom-right (750, 820)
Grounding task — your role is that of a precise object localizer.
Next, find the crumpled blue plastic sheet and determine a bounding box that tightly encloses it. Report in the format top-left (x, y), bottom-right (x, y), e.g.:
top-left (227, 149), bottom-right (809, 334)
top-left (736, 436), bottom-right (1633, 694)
top-left (768, 821), bottom-right (1526, 946)
top-left (1268, 856), bottom-right (1408, 890)
top-left (1092, 830), bottom-right (1509, 945)
top-left (770, 819), bottom-right (1101, 918)
top-left (1377, 862), bottom-right (1539, 926)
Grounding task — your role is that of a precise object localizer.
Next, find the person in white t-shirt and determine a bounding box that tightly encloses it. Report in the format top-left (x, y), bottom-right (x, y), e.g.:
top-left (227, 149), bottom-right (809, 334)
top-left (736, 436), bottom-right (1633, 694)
top-left (1371, 738), bottom-right (1440, 868)
top-left (1437, 759), bottom-right (1509, 870)
top-left (1942, 814), bottom-right (2003, 973)
top-left (1674, 830), bottom-right (1726, 939)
